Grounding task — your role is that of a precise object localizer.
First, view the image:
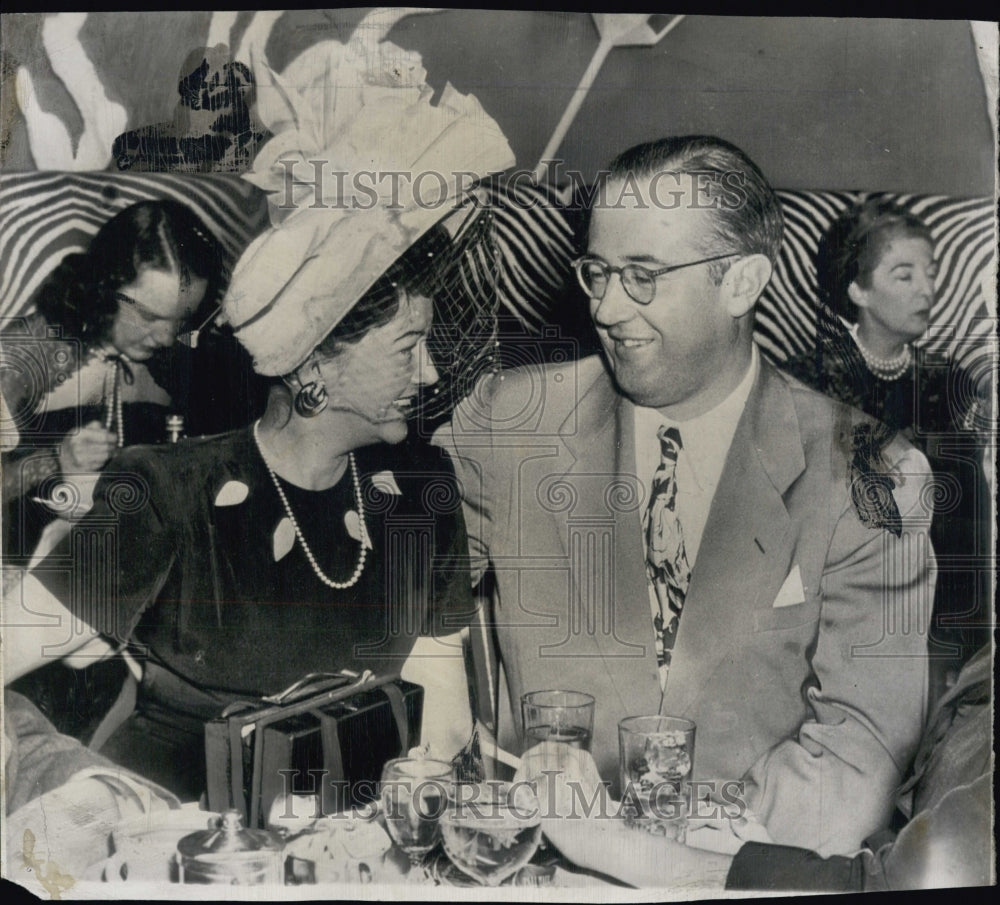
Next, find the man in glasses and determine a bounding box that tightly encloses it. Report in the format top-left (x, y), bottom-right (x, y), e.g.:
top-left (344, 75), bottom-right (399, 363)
top-left (444, 135), bottom-right (934, 858)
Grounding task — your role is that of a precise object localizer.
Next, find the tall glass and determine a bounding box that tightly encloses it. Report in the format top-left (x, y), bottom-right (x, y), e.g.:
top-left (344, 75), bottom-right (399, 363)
top-left (380, 757), bottom-right (453, 866)
top-left (618, 715), bottom-right (695, 842)
top-left (521, 689), bottom-right (595, 751)
top-left (440, 781), bottom-right (541, 886)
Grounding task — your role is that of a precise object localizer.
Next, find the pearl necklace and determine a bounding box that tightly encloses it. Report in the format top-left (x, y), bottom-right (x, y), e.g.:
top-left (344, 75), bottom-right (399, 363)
top-left (98, 352), bottom-right (128, 447)
top-left (252, 420), bottom-right (369, 589)
top-left (850, 325), bottom-right (912, 382)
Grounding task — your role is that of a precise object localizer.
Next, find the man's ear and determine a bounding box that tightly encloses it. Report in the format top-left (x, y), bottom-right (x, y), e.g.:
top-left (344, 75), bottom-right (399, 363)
top-left (722, 254), bottom-right (772, 318)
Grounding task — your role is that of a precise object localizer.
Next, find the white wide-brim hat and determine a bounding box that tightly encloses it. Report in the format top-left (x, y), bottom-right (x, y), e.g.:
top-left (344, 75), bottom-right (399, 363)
top-left (220, 11), bottom-right (515, 377)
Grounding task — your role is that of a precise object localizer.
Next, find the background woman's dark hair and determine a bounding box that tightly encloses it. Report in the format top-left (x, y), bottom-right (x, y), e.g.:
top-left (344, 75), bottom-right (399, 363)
top-left (33, 200), bottom-right (226, 345)
top-left (315, 223), bottom-right (453, 356)
top-left (816, 199), bottom-right (933, 323)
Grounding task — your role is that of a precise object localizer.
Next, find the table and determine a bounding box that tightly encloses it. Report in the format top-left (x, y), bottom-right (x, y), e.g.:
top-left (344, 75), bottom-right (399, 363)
top-left (7, 801), bottom-right (622, 897)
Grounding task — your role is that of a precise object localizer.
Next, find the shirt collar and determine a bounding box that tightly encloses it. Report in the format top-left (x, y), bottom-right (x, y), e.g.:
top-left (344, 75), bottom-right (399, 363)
top-left (635, 344), bottom-right (759, 490)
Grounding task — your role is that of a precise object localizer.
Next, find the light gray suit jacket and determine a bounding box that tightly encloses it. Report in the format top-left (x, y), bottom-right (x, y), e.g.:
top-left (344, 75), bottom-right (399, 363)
top-left (445, 352), bottom-right (934, 857)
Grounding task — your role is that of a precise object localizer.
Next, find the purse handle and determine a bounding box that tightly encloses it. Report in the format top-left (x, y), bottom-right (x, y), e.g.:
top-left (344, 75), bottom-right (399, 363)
top-left (249, 670), bottom-right (400, 727)
top-left (218, 670), bottom-right (377, 722)
top-left (262, 671), bottom-right (355, 705)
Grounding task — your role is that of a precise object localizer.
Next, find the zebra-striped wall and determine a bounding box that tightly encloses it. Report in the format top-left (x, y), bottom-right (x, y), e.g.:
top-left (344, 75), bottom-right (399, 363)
top-left (760, 191), bottom-right (996, 377)
top-left (0, 172), bottom-right (269, 324)
top-left (1, 173), bottom-right (994, 378)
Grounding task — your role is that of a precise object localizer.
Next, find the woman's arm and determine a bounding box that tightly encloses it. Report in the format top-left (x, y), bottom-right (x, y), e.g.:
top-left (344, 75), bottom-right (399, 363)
top-left (1, 321), bottom-right (63, 500)
top-left (399, 632), bottom-right (473, 759)
top-left (3, 422), bottom-right (116, 510)
top-left (2, 572), bottom-right (98, 683)
top-left (4, 445), bottom-right (173, 684)
top-left (2, 447), bottom-right (62, 502)
top-left (543, 814), bottom-right (733, 889)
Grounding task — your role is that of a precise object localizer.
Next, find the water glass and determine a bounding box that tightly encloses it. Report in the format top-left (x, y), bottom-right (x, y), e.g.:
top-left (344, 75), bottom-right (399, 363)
top-left (618, 715), bottom-right (695, 841)
top-left (440, 781), bottom-right (541, 886)
top-left (520, 689), bottom-right (595, 751)
top-left (380, 757), bottom-right (453, 866)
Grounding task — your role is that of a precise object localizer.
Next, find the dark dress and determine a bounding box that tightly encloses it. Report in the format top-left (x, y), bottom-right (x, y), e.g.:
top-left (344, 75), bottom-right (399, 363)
top-left (30, 427), bottom-right (475, 799)
top-left (1, 312), bottom-right (267, 563)
top-left (781, 329), bottom-right (990, 668)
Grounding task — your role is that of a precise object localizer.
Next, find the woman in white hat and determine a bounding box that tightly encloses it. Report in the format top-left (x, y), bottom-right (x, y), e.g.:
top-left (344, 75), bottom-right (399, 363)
top-left (3, 13), bottom-right (515, 801)
top-left (3, 218), bottom-right (491, 803)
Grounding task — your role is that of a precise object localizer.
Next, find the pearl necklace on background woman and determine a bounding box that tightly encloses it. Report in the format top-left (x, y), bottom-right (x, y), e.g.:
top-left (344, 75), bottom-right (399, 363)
top-left (94, 348), bottom-right (130, 447)
top-left (849, 324), bottom-right (912, 381)
top-left (252, 419), bottom-right (369, 589)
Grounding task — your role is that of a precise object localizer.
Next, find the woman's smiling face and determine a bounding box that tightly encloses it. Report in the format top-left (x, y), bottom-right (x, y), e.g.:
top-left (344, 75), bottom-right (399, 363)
top-left (320, 291), bottom-right (439, 444)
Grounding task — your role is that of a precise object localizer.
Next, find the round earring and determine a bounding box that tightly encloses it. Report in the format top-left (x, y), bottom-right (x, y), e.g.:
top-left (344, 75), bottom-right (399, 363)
top-left (294, 380), bottom-right (328, 417)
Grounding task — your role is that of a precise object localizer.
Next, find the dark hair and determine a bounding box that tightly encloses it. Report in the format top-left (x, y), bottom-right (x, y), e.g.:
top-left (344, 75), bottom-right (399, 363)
top-left (314, 224), bottom-right (453, 357)
top-left (816, 200), bottom-right (933, 323)
top-left (601, 135), bottom-right (784, 282)
top-left (33, 200), bottom-right (225, 345)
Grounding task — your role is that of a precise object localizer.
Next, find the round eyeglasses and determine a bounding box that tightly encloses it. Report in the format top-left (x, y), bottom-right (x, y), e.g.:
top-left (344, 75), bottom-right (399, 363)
top-left (573, 253), bottom-right (739, 305)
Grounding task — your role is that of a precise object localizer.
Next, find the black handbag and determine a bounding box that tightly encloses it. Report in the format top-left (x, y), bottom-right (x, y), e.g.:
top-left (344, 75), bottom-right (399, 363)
top-left (205, 670), bottom-right (423, 827)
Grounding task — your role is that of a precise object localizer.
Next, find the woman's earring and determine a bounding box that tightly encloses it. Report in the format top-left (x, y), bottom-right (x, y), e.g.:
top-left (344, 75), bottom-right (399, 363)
top-left (290, 358), bottom-right (329, 418)
top-left (294, 380), bottom-right (328, 417)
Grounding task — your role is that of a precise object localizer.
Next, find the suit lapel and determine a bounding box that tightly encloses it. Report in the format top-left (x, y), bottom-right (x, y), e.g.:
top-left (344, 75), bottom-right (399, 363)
top-left (661, 362), bottom-right (806, 717)
top-left (559, 369), bottom-right (662, 717)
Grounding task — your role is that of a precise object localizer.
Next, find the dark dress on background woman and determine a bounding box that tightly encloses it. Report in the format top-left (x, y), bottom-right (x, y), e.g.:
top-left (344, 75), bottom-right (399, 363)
top-left (1, 313), bottom-right (186, 560)
top-left (2, 311), bottom-right (268, 739)
top-left (26, 427), bottom-right (475, 799)
top-left (782, 327), bottom-right (990, 668)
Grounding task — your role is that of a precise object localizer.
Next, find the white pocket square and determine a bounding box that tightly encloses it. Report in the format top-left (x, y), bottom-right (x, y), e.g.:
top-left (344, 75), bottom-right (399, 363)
top-left (772, 564), bottom-right (806, 608)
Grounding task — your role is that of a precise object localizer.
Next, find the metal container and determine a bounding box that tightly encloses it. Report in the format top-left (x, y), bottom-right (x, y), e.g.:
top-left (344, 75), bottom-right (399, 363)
top-left (176, 809), bottom-right (284, 885)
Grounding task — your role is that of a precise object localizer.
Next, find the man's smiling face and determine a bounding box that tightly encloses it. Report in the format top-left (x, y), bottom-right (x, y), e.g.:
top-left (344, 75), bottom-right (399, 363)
top-left (587, 176), bottom-right (742, 417)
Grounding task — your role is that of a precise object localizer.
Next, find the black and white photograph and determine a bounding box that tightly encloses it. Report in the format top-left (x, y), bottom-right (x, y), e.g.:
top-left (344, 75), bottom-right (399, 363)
top-left (0, 8), bottom-right (996, 899)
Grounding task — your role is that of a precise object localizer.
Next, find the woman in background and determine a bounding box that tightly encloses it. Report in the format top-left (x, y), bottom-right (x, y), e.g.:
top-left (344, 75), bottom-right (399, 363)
top-left (782, 199), bottom-right (990, 676)
top-left (1, 200), bottom-right (226, 558)
top-left (1, 200), bottom-right (232, 741)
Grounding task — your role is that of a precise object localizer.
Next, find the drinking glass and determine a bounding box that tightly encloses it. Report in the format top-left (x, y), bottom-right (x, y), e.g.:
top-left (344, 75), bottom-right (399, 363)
top-left (618, 715), bottom-right (695, 842)
top-left (440, 781), bottom-right (541, 886)
top-left (380, 757), bottom-right (453, 867)
top-left (521, 689), bottom-right (595, 751)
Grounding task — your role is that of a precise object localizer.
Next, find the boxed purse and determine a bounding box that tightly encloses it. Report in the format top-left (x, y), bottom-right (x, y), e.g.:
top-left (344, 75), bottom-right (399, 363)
top-left (205, 671), bottom-right (423, 827)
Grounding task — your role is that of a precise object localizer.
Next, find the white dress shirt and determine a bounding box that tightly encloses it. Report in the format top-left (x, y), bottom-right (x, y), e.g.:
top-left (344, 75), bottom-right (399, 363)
top-left (634, 344), bottom-right (760, 571)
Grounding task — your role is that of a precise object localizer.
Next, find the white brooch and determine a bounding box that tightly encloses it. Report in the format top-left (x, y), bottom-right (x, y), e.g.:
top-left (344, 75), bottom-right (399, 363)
top-left (344, 510), bottom-right (374, 549)
top-left (371, 470), bottom-right (402, 496)
top-left (214, 480), bottom-right (249, 507)
top-left (273, 517), bottom-right (296, 562)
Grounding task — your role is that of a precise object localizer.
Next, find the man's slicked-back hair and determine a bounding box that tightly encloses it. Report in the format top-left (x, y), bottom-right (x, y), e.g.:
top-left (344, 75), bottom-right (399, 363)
top-left (603, 135), bottom-right (784, 271)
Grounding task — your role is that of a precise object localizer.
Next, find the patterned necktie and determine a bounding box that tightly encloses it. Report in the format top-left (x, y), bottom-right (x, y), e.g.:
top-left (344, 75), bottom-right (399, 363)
top-left (643, 425), bottom-right (691, 688)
